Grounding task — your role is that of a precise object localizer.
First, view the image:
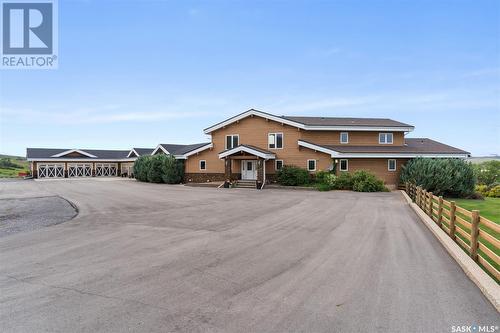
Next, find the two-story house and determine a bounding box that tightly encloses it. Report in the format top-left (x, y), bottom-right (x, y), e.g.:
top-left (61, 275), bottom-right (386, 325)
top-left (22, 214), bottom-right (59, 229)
top-left (26, 109), bottom-right (469, 188)
top-left (181, 109), bottom-right (469, 188)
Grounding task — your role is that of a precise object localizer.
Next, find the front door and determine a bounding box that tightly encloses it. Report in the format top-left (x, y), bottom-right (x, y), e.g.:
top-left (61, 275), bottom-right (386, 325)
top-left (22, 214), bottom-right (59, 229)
top-left (241, 160), bottom-right (257, 180)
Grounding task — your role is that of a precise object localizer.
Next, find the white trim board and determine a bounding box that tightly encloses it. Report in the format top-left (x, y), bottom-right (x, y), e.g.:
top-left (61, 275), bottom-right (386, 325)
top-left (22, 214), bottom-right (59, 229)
top-left (297, 140), bottom-right (469, 159)
top-left (204, 109), bottom-right (414, 134)
top-left (51, 149), bottom-right (97, 158)
top-left (219, 146), bottom-right (276, 160)
top-left (151, 144), bottom-right (170, 155)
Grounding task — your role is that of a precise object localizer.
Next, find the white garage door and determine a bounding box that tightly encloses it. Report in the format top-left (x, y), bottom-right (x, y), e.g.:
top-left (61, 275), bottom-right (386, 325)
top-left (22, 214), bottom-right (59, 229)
top-left (68, 163), bottom-right (92, 177)
top-left (95, 163), bottom-right (117, 177)
top-left (38, 164), bottom-right (64, 178)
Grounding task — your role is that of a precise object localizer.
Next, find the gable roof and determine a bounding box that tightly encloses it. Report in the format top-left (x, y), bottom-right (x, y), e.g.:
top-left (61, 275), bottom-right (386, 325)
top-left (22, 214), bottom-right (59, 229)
top-left (133, 148), bottom-right (154, 156)
top-left (51, 149), bottom-right (97, 158)
top-left (151, 142), bottom-right (211, 156)
top-left (298, 138), bottom-right (470, 158)
top-left (219, 144), bottom-right (276, 160)
top-left (27, 148), bottom-right (130, 160)
top-left (204, 109), bottom-right (414, 134)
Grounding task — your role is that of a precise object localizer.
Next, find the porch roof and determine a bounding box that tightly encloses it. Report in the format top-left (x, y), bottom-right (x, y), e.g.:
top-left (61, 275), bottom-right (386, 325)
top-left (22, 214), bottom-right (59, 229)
top-left (218, 145), bottom-right (276, 160)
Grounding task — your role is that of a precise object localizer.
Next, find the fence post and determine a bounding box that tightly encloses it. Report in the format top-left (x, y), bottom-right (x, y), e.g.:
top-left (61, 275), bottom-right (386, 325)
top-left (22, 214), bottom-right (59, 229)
top-left (449, 201), bottom-right (456, 240)
top-left (470, 210), bottom-right (480, 261)
top-left (422, 189), bottom-right (427, 210)
top-left (405, 182), bottom-right (409, 195)
top-left (428, 192), bottom-right (433, 217)
top-left (437, 196), bottom-right (443, 228)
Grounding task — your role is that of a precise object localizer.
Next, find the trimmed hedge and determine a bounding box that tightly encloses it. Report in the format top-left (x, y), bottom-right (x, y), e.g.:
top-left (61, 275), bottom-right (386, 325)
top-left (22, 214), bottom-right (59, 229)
top-left (276, 165), bottom-right (310, 186)
top-left (133, 155), bottom-right (184, 184)
top-left (314, 170), bottom-right (387, 192)
top-left (400, 158), bottom-right (475, 197)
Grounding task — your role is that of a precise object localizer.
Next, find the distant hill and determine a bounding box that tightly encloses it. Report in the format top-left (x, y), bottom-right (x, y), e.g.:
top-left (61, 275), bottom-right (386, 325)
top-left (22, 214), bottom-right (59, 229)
top-left (0, 154), bottom-right (26, 161)
top-left (467, 156), bottom-right (500, 164)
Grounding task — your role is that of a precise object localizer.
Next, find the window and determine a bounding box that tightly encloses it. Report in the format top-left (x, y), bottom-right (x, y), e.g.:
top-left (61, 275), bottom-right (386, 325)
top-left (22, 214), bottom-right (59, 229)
top-left (275, 160), bottom-right (284, 171)
top-left (379, 133), bottom-right (393, 144)
top-left (200, 160), bottom-right (206, 170)
top-left (225, 134), bottom-right (239, 149)
top-left (388, 159), bottom-right (396, 171)
top-left (307, 159), bottom-right (316, 171)
top-left (268, 133), bottom-right (283, 149)
top-left (339, 159), bottom-right (348, 171)
top-left (340, 132), bottom-right (349, 144)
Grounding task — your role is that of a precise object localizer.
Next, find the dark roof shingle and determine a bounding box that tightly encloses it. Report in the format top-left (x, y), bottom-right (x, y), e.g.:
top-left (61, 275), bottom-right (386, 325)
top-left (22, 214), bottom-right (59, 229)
top-left (304, 138), bottom-right (469, 155)
top-left (282, 116), bottom-right (413, 128)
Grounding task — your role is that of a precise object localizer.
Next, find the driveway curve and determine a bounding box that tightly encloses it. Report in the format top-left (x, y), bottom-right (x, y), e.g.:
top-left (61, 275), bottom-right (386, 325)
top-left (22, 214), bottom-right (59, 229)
top-left (0, 179), bottom-right (497, 332)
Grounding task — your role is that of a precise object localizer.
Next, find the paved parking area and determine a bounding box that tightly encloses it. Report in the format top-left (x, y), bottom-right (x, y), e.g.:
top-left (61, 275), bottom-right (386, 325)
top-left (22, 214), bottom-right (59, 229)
top-left (0, 179), bottom-right (497, 332)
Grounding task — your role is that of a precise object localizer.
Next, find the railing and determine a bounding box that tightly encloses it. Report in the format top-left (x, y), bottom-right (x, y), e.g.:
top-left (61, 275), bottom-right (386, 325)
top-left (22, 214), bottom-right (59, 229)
top-left (405, 183), bottom-right (500, 282)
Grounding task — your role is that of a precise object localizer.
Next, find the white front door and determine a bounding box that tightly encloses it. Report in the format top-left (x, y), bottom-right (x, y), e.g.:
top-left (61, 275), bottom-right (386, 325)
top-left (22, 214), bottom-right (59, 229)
top-left (241, 160), bottom-right (257, 180)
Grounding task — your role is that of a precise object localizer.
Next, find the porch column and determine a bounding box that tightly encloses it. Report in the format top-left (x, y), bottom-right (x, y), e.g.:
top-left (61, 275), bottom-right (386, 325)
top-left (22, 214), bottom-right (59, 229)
top-left (257, 158), bottom-right (264, 187)
top-left (224, 157), bottom-right (232, 180)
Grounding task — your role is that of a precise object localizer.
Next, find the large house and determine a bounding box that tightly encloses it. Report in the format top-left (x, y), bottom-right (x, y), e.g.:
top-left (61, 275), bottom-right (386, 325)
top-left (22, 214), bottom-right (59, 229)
top-left (27, 109), bottom-right (470, 188)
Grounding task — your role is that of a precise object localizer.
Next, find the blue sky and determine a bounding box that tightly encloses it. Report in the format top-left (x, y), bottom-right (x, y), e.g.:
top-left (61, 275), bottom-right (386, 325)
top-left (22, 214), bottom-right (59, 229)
top-left (1, 0), bottom-right (499, 156)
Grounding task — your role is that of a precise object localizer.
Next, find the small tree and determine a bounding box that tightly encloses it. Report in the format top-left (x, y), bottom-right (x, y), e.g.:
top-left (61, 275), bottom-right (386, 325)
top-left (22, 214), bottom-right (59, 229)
top-left (133, 156), bottom-right (151, 182)
top-left (473, 160), bottom-right (500, 186)
top-left (162, 155), bottom-right (184, 184)
top-left (400, 158), bottom-right (475, 197)
top-left (147, 155), bottom-right (166, 183)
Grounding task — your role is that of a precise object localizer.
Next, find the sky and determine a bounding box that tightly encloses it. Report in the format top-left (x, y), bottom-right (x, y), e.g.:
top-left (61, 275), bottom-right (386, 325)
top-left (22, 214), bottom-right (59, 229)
top-left (1, 0), bottom-right (499, 156)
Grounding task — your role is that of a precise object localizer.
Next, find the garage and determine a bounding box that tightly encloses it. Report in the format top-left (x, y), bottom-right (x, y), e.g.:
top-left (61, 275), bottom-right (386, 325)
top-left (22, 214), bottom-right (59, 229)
top-left (68, 163), bottom-right (92, 177)
top-left (95, 163), bottom-right (118, 177)
top-left (37, 164), bottom-right (64, 178)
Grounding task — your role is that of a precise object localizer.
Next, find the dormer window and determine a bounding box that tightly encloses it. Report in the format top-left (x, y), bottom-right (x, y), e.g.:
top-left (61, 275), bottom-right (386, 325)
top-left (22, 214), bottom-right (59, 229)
top-left (340, 132), bottom-right (349, 144)
top-left (379, 133), bottom-right (393, 144)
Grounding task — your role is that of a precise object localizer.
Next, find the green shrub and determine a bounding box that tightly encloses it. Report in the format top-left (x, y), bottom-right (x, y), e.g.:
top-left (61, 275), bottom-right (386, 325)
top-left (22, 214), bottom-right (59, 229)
top-left (133, 156), bottom-right (151, 182)
top-left (316, 183), bottom-right (332, 191)
top-left (473, 160), bottom-right (500, 186)
top-left (133, 155), bottom-right (184, 184)
top-left (162, 156), bottom-right (184, 184)
top-left (315, 170), bottom-right (336, 186)
top-left (475, 184), bottom-right (488, 196)
top-left (400, 158), bottom-right (475, 197)
top-left (276, 165), bottom-right (310, 186)
top-left (147, 155), bottom-right (165, 183)
top-left (351, 170), bottom-right (387, 192)
top-left (332, 172), bottom-right (353, 190)
top-left (487, 185), bottom-right (500, 198)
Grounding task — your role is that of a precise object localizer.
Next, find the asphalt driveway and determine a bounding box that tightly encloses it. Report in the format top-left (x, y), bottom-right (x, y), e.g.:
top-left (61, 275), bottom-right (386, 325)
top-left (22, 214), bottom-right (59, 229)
top-left (0, 179), bottom-right (497, 332)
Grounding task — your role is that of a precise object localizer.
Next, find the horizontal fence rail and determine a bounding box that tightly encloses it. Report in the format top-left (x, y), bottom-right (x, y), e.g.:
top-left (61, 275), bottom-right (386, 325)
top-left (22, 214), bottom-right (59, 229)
top-left (405, 183), bottom-right (500, 282)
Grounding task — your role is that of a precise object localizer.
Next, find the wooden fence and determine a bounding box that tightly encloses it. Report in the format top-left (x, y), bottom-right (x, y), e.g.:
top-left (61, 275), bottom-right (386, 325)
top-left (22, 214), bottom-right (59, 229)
top-left (405, 183), bottom-right (500, 282)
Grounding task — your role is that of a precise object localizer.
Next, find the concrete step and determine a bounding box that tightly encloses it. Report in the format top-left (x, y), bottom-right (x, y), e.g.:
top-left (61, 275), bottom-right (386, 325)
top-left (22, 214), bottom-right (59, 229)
top-left (235, 180), bottom-right (257, 189)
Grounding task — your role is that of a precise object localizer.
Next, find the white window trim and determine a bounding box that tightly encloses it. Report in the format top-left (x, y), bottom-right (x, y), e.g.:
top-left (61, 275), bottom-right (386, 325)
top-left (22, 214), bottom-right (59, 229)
top-left (199, 160), bottom-right (207, 171)
top-left (307, 159), bottom-right (317, 172)
top-left (340, 132), bottom-right (349, 144)
top-left (225, 134), bottom-right (240, 150)
top-left (379, 133), bottom-right (394, 144)
top-left (339, 159), bottom-right (349, 171)
top-left (268, 132), bottom-right (284, 149)
top-left (275, 159), bottom-right (284, 170)
top-left (388, 159), bottom-right (397, 171)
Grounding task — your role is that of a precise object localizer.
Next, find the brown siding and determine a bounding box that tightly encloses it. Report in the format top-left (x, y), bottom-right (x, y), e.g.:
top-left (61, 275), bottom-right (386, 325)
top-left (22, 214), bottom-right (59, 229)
top-left (300, 130), bottom-right (405, 146)
top-left (336, 158), bottom-right (409, 186)
top-left (185, 116), bottom-right (333, 174)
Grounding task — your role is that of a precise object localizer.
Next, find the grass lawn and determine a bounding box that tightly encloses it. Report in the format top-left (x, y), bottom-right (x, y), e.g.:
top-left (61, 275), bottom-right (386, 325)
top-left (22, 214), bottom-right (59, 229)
top-left (0, 167), bottom-right (27, 178)
top-left (449, 197), bottom-right (500, 223)
top-left (0, 155), bottom-right (29, 178)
